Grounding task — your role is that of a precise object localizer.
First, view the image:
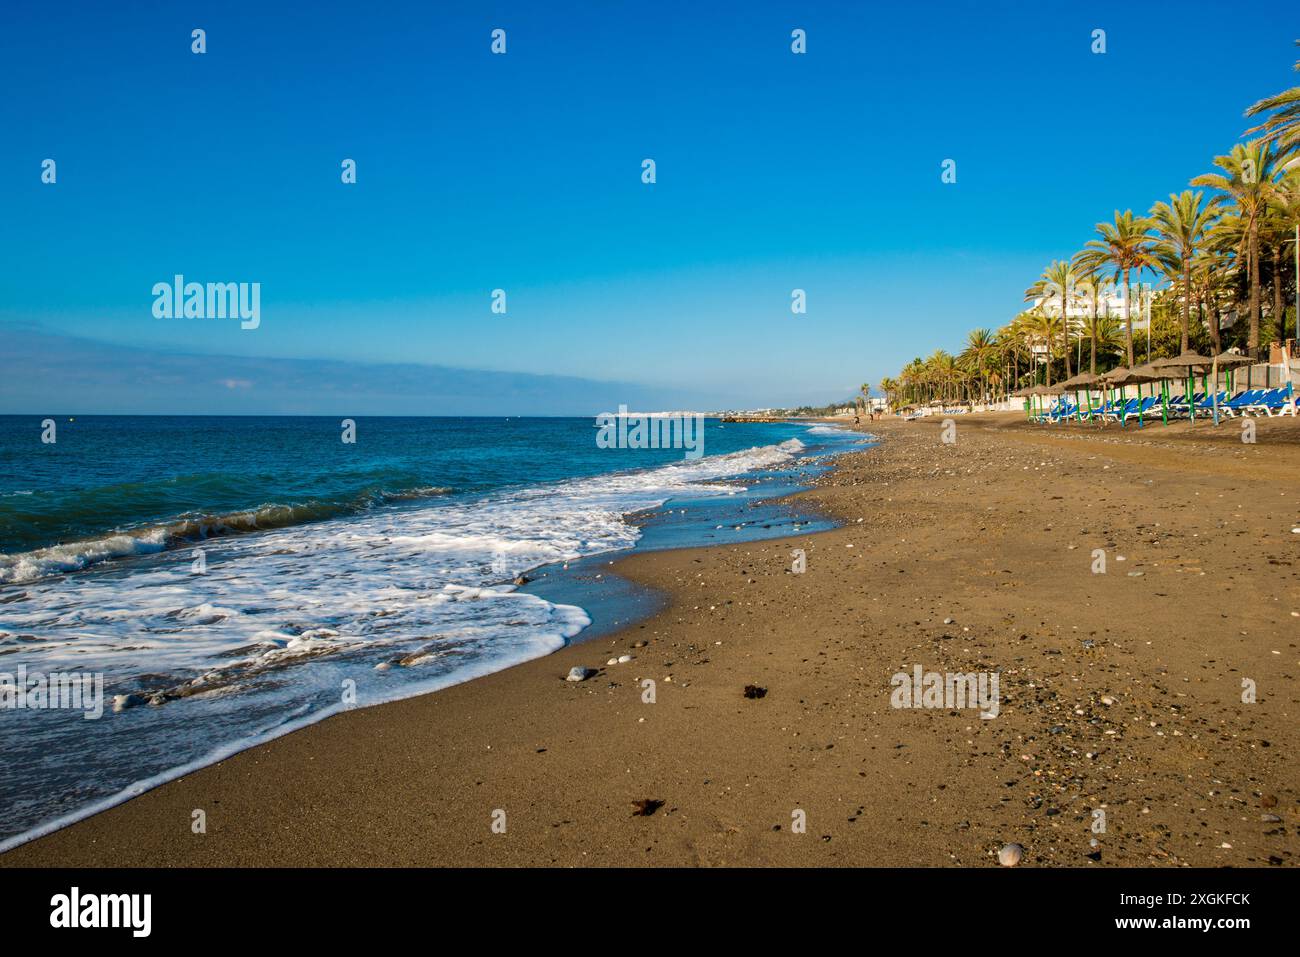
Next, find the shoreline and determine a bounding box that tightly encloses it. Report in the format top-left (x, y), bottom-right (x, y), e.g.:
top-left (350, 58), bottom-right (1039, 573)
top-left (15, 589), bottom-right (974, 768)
top-left (4, 413), bottom-right (1297, 867)
top-left (0, 421), bottom-right (856, 854)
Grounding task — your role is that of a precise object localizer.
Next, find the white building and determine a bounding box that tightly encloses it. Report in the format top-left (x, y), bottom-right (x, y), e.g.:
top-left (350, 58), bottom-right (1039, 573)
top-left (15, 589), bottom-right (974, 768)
top-left (1031, 282), bottom-right (1153, 332)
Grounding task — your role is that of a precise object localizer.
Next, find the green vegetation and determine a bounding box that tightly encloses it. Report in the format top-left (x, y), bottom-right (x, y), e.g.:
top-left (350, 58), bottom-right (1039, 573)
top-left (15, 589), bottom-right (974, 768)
top-left (882, 42), bottom-right (1300, 410)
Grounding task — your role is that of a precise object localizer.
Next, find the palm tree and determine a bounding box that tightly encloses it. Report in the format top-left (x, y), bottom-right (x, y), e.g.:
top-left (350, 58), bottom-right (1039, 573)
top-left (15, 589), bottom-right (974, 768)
top-left (994, 323), bottom-right (1023, 395)
top-left (1078, 210), bottom-right (1155, 367)
top-left (1245, 41), bottom-right (1300, 155)
top-left (1081, 313), bottom-right (1124, 369)
top-left (1192, 141), bottom-right (1280, 358)
top-left (878, 376), bottom-right (898, 410)
top-left (901, 358), bottom-right (925, 405)
top-left (962, 328), bottom-right (996, 404)
top-left (1191, 246), bottom-right (1234, 354)
top-left (1070, 253), bottom-right (1112, 375)
top-left (1025, 260), bottom-right (1078, 380)
top-left (1148, 190), bottom-right (1222, 352)
top-left (1020, 309), bottom-right (1059, 386)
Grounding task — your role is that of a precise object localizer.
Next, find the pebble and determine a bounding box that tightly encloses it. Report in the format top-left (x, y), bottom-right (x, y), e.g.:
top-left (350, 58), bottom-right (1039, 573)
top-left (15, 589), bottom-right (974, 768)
top-left (565, 667), bottom-right (595, 682)
top-left (997, 843), bottom-right (1024, 867)
top-left (112, 692), bottom-right (147, 712)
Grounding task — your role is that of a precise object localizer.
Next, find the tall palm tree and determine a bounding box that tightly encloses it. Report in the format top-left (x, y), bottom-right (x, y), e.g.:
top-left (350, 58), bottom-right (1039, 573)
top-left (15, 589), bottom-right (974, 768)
top-left (1081, 313), bottom-right (1124, 369)
top-left (1148, 190), bottom-right (1222, 352)
top-left (1192, 141), bottom-right (1280, 358)
top-left (878, 376), bottom-right (898, 410)
top-left (962, 328), bottom-right (996, 403)
top-left (1070, 253), bottom-right (1111, 375)
top-left (1020, 309), bottom-right (1059, 386)
top-left (1078, 210), bottom-right (1154, 367)
top-left (1245, 41), bottom-right (1300, 155)
top-left (1191, 246), bottom-right (1234, 354)
top-left (1024, 260), bottom-right (1078, 380)
top-left (994, 323), bottom-right (1023, 394)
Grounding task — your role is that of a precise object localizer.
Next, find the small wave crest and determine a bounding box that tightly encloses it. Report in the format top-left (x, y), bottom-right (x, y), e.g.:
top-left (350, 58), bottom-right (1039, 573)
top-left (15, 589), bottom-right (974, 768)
top-left (0, 487), bottom-right (454, 584)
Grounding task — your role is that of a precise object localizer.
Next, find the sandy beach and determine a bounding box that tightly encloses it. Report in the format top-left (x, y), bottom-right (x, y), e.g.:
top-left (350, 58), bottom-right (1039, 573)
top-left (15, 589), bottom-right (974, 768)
top-left (4, 414), bottom-right (1297, 868)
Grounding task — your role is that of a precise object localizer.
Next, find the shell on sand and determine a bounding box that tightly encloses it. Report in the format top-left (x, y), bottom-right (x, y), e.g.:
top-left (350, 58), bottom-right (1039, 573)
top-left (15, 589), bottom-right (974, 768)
top-left (998, 843), bottom-right (1024, 867)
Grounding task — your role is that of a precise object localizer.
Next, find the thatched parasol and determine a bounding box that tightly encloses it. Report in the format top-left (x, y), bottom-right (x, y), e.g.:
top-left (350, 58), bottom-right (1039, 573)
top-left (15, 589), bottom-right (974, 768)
top-left (1058, 372), bottom-right (1101, 389)
top-left (1102, 365), bottom-right (1157, 385)
top-left (1152, 350), bottom-right (1214, 371)
top-left (1205, 352), bottom-right (1255, 423)
top-left (1102, 365), bottom-right (1166, 426)
top-left (1056, 372), bottom-right (1103, 420)
top-left (1131, 361), bottom-right (1172, 379)
top-left (1211, 351), bottom-right (1253, 368)
top-left (1152, 351), bottom-right (1215, 422)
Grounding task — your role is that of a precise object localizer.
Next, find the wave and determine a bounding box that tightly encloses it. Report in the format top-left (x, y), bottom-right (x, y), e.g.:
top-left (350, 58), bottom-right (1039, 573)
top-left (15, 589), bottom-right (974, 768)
top-left (0, 486), bottom-right (454, 584)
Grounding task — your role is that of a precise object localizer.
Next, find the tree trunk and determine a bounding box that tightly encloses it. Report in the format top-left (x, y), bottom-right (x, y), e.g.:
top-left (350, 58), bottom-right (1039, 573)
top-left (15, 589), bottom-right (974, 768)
top-left (1090, 297), bottom-right (1098, 375)
top-left (1123, 269), bottom-right (1134, 366)
top-left (1180, 258), bottom-right (1191, 353)
top-left (1274, 244), bottom-right (1286, 347)
top-left (1061, 293), bottom-right (1072, 379)
top-left (1249, 221), bottom-right (1261, 358)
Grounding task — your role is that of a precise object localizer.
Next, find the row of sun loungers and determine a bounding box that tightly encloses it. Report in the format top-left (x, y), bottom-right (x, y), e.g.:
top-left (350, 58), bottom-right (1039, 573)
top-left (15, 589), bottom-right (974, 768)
top-left (1033, 385), bottom-right (1296, 425)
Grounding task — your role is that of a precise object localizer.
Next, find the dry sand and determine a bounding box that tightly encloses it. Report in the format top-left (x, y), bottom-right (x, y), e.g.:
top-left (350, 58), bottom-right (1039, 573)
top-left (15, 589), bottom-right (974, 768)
top-left (4, 413), bottom-right (1297, 867)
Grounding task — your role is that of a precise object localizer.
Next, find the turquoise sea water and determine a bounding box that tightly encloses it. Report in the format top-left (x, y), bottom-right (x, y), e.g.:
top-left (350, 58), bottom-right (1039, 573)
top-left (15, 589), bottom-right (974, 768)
top-left (0, 415), bottom-right (868, 846)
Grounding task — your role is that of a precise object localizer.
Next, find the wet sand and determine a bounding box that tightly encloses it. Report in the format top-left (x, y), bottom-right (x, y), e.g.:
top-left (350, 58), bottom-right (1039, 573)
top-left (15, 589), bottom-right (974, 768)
top-left (4, 413), bottom-right (1298, 867)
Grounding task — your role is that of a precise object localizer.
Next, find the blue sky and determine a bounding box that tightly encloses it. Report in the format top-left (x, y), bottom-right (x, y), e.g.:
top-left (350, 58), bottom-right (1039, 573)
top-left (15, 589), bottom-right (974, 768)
top-left (2, 1), bottom-right (1298, 413)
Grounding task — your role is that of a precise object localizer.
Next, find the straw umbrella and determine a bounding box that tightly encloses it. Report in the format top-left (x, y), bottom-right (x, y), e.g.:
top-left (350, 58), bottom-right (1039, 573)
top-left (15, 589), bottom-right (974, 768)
top-left (1129, 361), bottom-right (1178, 425)
top-left (1058, 371), bottom-right (1102, 421)
top-left (1102, 365), bottom-right (1159, 426)
top-left (1024, 384), bottom-right (1055, 422)
top-left (1205, 351), bottom-right (1253, 424)
top-left (1039, 382), bottom-right (1069, 422)
top-left (1152, 350), bottom-right (1214, 422)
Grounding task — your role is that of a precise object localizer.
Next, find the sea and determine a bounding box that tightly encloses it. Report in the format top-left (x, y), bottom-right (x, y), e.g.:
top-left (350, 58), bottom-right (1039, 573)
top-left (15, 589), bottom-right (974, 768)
top-left (0, 415), bottom-right (871, 848)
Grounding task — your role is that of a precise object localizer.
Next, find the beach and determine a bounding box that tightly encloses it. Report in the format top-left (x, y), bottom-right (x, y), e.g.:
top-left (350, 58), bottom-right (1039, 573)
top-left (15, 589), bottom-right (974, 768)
top-left (4, 413), bottom-right (1297, 868)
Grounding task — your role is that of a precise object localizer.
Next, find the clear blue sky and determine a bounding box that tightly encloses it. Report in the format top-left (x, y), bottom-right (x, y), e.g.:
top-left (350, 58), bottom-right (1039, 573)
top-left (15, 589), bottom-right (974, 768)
top-left (2, 1), bottom-right (1297, 413)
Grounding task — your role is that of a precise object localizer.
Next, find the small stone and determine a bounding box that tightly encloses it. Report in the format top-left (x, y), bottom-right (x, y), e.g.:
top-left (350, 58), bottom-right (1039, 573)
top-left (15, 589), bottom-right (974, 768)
top-left (997, 843), bottom-right (1024, 867)
top-left (1261, 813), bottom-right (1282, 823)
top-left (617, 654), bottom-right (633, 664)
top-left (944, 618), bottom-right (955, 625)
top-left (112, 692), bottom-right (147, 712)
top-left (565, 667), bottom-right (595, 682)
